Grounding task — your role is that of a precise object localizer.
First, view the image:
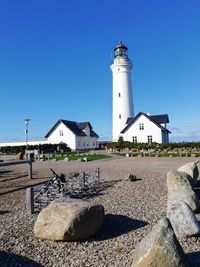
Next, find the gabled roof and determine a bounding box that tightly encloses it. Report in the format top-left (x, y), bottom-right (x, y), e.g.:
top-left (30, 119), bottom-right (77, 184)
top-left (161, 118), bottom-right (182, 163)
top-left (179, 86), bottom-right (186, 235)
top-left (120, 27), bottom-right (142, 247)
top-left (121, 112), bottom-right (171, 134)
top-left (45, 120), bottom-right (99, 138)
top-left (150, 114), bottom-right (169, 124)
top-left (126, 117), bottom-right (133, 124)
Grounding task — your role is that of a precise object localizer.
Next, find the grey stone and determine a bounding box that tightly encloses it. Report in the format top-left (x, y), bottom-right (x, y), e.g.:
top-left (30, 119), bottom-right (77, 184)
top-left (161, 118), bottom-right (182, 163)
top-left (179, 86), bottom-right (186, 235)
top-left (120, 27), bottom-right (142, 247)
top-left (167, 200), bottom-right (200, 238)
top-left (178, 162), bottom-right (199, 186)
top-left (167, 170), bottom-right (200, 212)
top-left (15, 152), bottom-right (24, 160)
top-left (178, 161), bottom-right (199, 179)
top-left (34, 198), bottom-right (104, 241)
top-left (131, 217), bottom-right (188, 267)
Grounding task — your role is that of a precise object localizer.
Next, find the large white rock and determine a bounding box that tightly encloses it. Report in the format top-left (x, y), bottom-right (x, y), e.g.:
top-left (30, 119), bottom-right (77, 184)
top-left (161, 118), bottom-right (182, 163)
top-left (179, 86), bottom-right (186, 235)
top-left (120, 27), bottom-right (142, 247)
top-left (34, 198), bottom-right (104, 241)
top-left (167, 200), bottom-right (200, 238)
top-left (178, 161), bottom-right (199, 187)
top-left (131, 218), bottom-right (188, 267)
top-left (178, 161), bottom-right (199, 180)
top-left (167, 170), bottom-right (200, 212)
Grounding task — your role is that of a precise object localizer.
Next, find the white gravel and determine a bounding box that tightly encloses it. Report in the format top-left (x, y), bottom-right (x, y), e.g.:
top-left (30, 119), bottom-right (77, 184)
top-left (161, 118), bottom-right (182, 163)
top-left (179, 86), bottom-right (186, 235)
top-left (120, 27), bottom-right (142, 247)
top-left (0, 156), bottom-right (200, 266)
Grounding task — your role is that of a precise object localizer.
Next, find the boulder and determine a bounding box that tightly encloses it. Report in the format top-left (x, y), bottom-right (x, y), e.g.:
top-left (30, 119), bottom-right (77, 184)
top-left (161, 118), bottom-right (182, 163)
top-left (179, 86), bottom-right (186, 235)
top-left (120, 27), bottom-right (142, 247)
top-left (131, 218), bottom-right (188, 267)
top-left (15, 152), bottom-right (24, 160)
top-left (178, 162), bottom-right (199, 186)
top-left (34, 198), bottom-right (104, 241)
top-left (167, 200), bottom-right (200, 238)
top-left (167, 170), bottom-right (200, 212)
top-left (125, 174), bottom-right (137, 181)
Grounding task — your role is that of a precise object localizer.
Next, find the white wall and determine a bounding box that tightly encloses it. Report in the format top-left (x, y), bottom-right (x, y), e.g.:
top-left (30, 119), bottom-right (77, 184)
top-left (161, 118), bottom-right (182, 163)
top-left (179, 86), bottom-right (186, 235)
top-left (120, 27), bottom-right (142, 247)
top-left (0, 140), bottom-right (48, 147)
top-left (47, 122), bottom-right (76, 150)
top-left (76, 136), bottom-right (98, 150)
top-left (47, 122), bottom-right (99, 150)
top-left (122, 114), bottom-right (163, 143)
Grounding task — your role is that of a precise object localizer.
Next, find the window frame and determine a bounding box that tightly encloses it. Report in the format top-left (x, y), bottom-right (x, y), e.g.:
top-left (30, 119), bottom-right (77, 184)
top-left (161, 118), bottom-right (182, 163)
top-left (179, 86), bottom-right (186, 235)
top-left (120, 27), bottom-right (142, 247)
top-left (132, 136), bottom-right (137, 143)
top-left (147, 135), bottom-right (153, 144)
top-left (59, 130), bottom-right (64, 136)
top-left (139, 123), bottom-right (144, 130)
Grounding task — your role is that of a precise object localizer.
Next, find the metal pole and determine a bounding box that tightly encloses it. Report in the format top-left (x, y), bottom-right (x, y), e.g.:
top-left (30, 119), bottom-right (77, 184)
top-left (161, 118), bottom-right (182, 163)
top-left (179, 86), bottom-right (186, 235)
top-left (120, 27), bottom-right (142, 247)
top-left (26, 187), bottom-right (34, 214)
top-left (28, 160), bottom-right (32, 179)
top-left (83, 172), bottom-right (86, 190)
top-left (97, 168), bottom-right (100, 180)
top-left (24, 119), bottom-right (31, 160)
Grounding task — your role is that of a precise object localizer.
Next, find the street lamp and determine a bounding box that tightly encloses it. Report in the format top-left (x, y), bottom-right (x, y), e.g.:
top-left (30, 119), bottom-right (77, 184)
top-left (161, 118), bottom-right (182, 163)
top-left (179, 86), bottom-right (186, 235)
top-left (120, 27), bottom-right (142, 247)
top-left (24, 119), bottom-right (31, 158)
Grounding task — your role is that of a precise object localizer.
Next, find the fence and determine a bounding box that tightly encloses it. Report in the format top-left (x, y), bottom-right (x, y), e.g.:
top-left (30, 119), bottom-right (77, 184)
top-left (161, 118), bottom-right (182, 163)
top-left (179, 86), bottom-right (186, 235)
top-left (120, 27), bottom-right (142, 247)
top-left (0, 160), bottom-right (32, 179)
top-left (26, 168), bottom-right (100, 214)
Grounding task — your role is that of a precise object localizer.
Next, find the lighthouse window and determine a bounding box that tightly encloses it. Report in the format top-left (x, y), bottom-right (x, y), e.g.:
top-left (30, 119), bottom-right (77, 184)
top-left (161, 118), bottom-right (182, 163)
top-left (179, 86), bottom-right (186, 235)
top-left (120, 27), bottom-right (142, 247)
top-left (139, 123), bottom-right (144, 130)
top-left (118, 93), bottom-right (121, 97)
top-left (119, 114), bottom-right (121, 119)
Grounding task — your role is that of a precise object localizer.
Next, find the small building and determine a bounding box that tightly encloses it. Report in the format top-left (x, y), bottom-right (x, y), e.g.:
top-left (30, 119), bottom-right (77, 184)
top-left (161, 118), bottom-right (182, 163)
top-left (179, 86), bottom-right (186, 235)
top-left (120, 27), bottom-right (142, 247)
top-left (45, 120), bottom-right (99, 150)
top-left (121, 112), bottom-right (171, 144)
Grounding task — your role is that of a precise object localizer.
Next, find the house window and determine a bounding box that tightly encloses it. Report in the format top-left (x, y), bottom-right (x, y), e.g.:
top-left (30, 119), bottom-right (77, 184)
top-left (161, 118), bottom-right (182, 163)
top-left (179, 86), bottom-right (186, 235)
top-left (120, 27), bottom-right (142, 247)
top-left (148, 135), bottom-right (153, 143)
top-left (78, 141), bottom-right (80, 147)
top-left (93, 141), bottom-right (96, 146)
top-left (119, 114), bottom-right (121, 119)
top-left (139, 123), bottom-right (144, 130)
top-left (132, 136), bottom-right (137, 143)
top-left (59, 130), bottom-right (63, 136)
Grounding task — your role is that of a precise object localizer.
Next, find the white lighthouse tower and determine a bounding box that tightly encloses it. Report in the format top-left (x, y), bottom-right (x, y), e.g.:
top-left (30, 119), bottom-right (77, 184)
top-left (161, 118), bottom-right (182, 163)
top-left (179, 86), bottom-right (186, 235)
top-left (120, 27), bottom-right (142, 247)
top-left (110, 42), bottom-right (134, 142)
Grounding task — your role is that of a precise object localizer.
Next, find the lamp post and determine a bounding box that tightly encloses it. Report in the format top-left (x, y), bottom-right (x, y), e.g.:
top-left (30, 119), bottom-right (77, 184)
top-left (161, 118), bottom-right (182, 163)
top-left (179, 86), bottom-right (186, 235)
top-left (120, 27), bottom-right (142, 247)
top-left (24, 119), bottom-right (31, 159)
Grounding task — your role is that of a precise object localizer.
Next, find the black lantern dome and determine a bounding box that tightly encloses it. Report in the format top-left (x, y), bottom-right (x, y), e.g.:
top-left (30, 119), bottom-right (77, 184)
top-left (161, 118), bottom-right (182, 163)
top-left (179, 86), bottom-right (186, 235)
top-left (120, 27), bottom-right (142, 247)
top-left (114, 41), bottom-right (128, 58)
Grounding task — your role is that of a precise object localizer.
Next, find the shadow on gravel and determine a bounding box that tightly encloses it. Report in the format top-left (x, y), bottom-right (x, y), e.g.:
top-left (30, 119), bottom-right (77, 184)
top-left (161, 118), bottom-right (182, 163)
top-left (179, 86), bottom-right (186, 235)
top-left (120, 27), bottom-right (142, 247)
top-left (0, 170), bottom-right (13, 175)
top-left (0, 210), bottom-right (10, 215)
top-left (0, 251), bottom-right (44, 267)
top-left (90, 214), bottom-right (148, 241)
top-left (0, 181), bottom-right (48, 196)
top-left (187, 251), bottom-right (200, 267)
top-left (0, 174), bottom-right (28, 183)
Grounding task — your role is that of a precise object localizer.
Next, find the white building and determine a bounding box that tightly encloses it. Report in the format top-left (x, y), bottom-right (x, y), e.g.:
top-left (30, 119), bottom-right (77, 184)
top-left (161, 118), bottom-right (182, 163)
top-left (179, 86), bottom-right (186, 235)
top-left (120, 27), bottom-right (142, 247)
top-left (110, 42), bottom-right (171, 144)
top-left (45, 120), bottom-right (99, 150)
top-left (121, 112), bottom-right (171, 144)
top-left (0, 120), bottom-right (99, 150)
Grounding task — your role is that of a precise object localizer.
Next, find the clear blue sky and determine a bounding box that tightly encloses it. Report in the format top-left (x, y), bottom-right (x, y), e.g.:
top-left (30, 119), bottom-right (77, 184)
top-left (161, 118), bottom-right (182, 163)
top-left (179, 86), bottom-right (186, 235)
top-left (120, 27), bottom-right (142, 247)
top-left (0, 0), bottom-right (200, 142)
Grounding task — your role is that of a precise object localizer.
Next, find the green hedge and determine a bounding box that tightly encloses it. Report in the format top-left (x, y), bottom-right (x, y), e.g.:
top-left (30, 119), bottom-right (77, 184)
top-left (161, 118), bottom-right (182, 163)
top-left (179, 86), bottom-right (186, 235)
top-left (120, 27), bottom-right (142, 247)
top-left (0, 143), bottom-right (71, 154)
top-left (107, 141), bottom-right (200, 151)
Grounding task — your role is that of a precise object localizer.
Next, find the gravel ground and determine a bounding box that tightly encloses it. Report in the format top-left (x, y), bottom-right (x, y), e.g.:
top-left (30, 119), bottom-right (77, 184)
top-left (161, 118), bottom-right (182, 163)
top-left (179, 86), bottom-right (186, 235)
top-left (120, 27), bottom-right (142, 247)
top-left (1, 155), bottom-right (200, 266)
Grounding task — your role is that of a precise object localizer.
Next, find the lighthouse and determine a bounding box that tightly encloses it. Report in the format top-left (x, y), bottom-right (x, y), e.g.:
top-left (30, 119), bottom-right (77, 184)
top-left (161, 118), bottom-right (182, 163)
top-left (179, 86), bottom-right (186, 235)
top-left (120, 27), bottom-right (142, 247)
top-left (110, 42), bottom-right (134, 142)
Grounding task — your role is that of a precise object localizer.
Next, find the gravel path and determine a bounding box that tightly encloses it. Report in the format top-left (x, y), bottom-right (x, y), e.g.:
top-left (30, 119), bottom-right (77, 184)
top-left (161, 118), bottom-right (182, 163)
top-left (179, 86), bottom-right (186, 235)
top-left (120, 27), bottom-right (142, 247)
top-left (0, 156), bottom-right (200, 266)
